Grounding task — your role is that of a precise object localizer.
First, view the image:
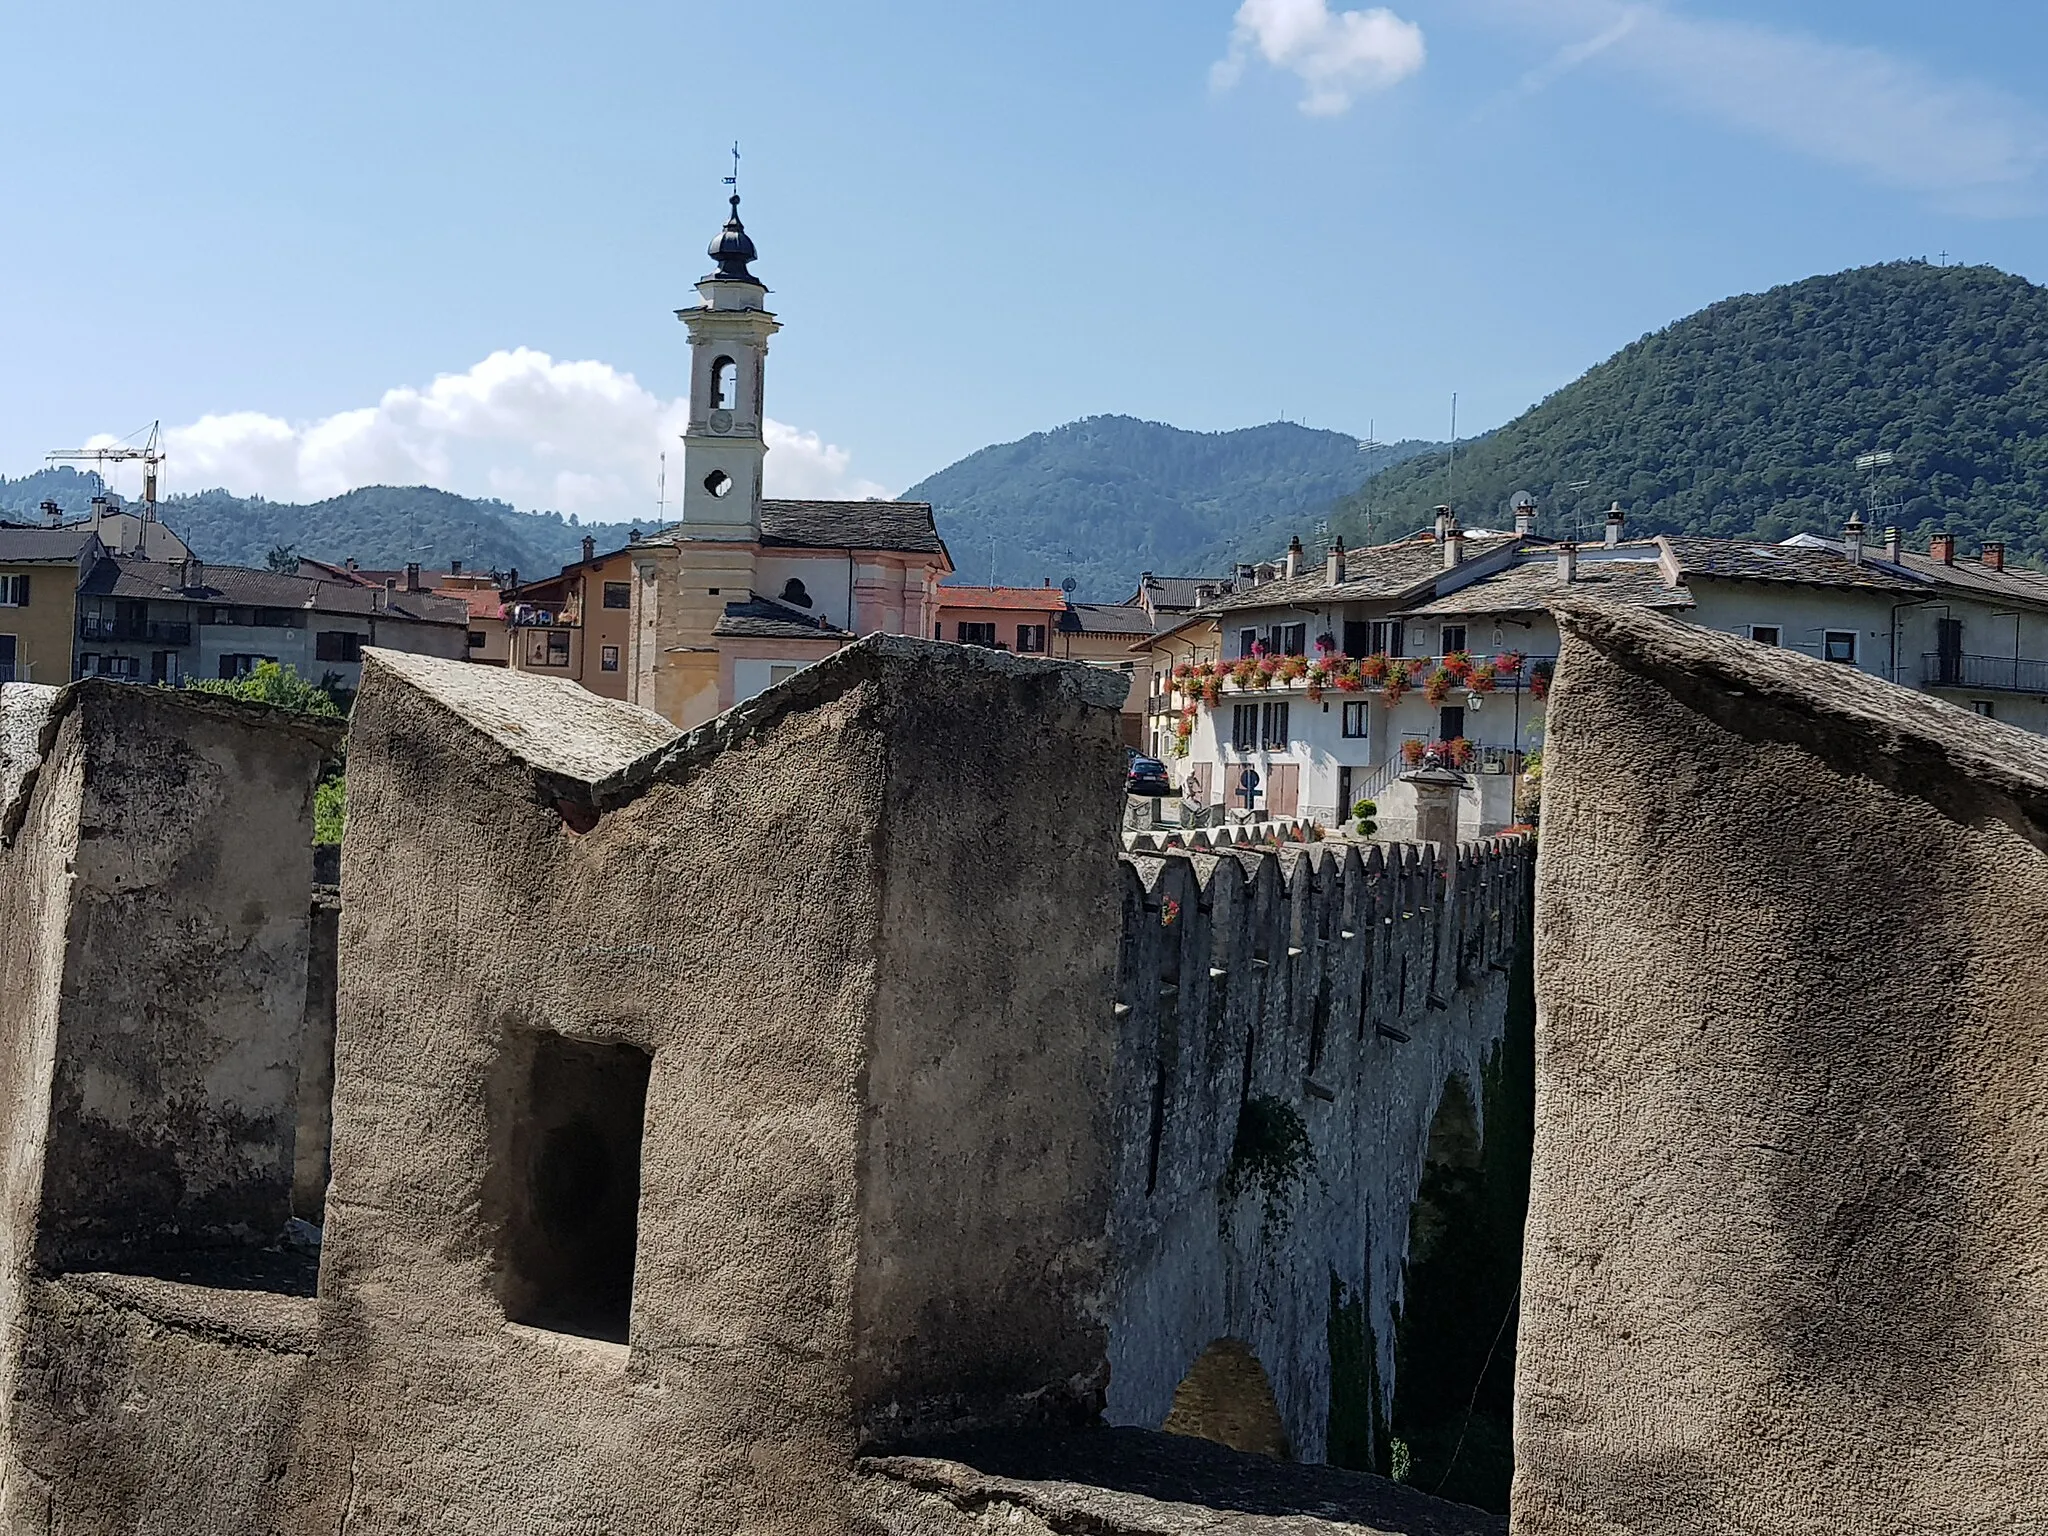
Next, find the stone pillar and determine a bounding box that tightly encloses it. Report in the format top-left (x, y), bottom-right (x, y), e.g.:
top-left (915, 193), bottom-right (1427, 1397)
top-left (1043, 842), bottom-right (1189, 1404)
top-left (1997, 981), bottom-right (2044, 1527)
top-left (1402, 765), bottom-right (1467, 850)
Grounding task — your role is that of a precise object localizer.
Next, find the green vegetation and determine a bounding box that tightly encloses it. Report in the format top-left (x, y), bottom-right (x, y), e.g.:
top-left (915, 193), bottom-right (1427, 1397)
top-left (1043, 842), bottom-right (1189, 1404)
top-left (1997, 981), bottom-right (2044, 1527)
top-left (186, 663), bottom-right (348, 846)
top-left (1381, 943), bottom-right (1537, 1515)
top-left (1335, 263), bottom-right (2048, 565)
top-left (1351, 797), bottom-right (1378, 838)
top-left (908, 415), bottom-right (1439, 598)
top-left (1222, 1093), bottom-right (1318, 1237)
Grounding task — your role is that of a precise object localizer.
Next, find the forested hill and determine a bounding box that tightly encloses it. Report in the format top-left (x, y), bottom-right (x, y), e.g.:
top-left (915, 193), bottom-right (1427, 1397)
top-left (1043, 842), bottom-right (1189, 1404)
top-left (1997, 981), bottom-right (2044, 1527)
top-left (1332, 263), bottom-right (2048, 563)
top-left (906, 415), bottom-right (1439, 597)
top-left (0, 470), bottom-right (649, 578)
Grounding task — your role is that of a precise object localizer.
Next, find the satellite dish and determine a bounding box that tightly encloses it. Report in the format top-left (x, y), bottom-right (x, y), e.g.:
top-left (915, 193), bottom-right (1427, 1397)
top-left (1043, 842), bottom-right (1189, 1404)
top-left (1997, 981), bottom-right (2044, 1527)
top-left (1061, 577), bottom-right (1078, 594)
top-left (1508, 491), bottom-right (1537, 514)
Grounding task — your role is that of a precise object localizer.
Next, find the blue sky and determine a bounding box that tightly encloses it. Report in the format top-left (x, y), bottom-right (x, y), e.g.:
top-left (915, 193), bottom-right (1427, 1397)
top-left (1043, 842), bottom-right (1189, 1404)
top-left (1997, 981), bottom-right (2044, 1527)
top-left (3, 0), bottom-right (2043, 517)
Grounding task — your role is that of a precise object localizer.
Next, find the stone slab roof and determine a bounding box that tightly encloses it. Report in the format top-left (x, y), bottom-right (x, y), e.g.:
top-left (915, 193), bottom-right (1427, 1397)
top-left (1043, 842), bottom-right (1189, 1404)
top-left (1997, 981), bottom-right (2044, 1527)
top-left (859, 1427), bottom-right (1504, 1535)
top-left (1201, 536), bottom-right (1522, 616)
top-left (1400, 554), bottom-right (1693, 617)
top-left (361, 648), bottom-right (680, 785)
top-left (81, 557), bottom-right (470, 628)
top-left (1549, 598), bottom-right (2048, 819)
top-left (713, 594), bottom-right (852, 640)
top-left (0, 526), bottom-right (96, 563)
top-left (759, 498), bottom-right (948, 556)
top-left (1886, 549), bottom-right (2048, 609)
top-left (1129, 575), bottom-right (1231, 611)
top-left (1659, 536), bottom-right (1926, 595)
top-left (1060, 602), bottom-right (1156, 637)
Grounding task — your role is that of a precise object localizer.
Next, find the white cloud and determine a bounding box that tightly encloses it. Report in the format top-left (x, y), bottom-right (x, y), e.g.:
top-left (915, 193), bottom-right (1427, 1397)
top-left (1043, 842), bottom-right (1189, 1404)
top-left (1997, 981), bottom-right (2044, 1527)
top-left (106, 348), bottom-right (889, 518)
top-left (1476, 0), bottom-right (2048, 210)
top-left (1213, 0), bottom-right (1426, 116)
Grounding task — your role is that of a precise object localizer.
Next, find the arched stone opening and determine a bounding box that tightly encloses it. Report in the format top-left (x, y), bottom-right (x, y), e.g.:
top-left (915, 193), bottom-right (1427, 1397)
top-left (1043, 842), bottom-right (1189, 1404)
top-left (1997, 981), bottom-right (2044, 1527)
top-left (1162, 1338), bottom-right (1290, 1460)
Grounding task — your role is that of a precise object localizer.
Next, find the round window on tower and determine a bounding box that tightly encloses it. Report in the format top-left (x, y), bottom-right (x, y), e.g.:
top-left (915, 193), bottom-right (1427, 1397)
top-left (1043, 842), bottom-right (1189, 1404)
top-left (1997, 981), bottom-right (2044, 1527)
top-left (704, 470), bottom-right (733, 499)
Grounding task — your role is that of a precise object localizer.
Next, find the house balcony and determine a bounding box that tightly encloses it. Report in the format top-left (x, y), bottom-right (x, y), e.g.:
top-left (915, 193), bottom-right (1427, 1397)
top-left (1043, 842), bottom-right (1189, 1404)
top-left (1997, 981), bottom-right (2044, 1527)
top-left (78, 615), bottom-right (194, 646)
top-left (1922, 653), bottom-right (2048, 695)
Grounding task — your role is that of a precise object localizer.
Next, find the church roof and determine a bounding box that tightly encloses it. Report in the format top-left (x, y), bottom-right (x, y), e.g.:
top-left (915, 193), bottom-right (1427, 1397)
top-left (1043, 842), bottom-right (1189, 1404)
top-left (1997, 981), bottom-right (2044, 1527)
top-left (759, 499), bottom-right (950, 558)
top-left (713, 593), bottom-right (853, 641)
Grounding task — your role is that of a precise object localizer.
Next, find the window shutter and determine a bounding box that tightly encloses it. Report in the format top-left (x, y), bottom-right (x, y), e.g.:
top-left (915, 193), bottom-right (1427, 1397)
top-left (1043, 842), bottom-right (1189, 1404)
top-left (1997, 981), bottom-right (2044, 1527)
top-left (15, 574), bottom-right (27, 606)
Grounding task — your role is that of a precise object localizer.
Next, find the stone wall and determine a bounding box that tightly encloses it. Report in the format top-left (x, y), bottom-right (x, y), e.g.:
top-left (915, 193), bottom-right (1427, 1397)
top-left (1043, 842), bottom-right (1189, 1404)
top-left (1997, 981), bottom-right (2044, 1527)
top-left (1518, 600), bottom-right (2048, 1534)
top-left (1103, 833), bottom-right (1533, 1466)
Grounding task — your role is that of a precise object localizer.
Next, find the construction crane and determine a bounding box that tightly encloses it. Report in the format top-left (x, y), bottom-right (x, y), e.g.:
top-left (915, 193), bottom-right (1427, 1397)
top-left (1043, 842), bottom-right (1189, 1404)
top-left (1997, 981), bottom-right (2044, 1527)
top-left (46, 421), bottom-right (164, 522)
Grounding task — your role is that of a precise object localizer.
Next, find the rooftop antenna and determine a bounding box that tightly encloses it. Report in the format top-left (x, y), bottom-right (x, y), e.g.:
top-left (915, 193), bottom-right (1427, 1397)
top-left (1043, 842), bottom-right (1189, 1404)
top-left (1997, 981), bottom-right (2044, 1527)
top-left (1563, 479), bottom-right (1592, 545)
top-left (1855, 448), bottom-right (1903, 527)
top-left (1357, 418), bottom-right (1385, 544)
top-left (656, 451), bottom-right (667, 524)
top-left (1445, 393), bottom-right (1459, 520)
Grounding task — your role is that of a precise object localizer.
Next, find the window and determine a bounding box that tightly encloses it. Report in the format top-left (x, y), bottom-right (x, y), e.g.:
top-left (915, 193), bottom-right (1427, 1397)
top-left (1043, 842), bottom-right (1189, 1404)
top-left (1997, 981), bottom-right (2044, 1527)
top-left (524, 629), bottom-right (572, 667)
top-left (600, 644), bottom-right (620, 672)
top-left (488, 1033), bottom-right (651, 1343)
top-left (468, 630), bottom-right (487, 650)
top-left (1278, 623), bottom-right (1306, 657)
top-left (1439, 705), bottom-right (1465, 742)
top-left (778, 578), bottom-right (811, 609)
top-left (1239, 628), bottom-right (1259, 659)
top-left (216, 654), bottom-right (273, 680)
top-left (1970, 700), bottom-right (1996, 718)
top-left (1260, 701), bottom-right (1290, 749)
top-left (0, 574), bottom-right (28, 607)
top-left (602, 582), bottom-right (632, 610)
top-left (315, 631), bottom-right (366, 663)
top-left (1367, 620), bottom-right (1404, 657)
top-left (1440, 624), bottom-right (1467, 655)
top-left (1823, 630), bottom-right (1857, 664)
top-left (102, 655), bottom-right (140, 680)
top-left (957, 622), bottom-right (998, 646)
top-left (711, 355), bottom-right (739, 411)
top-left (1342, 621), bottom-right (1370, 658)
top-left (0, 635), bottom-right (14, 682)
top-left (1749, 625), bottom-right (1781, 646)
top-left (1231, 703), bottom-right (1258, 752)
top-left (1342, 701), bottom-right (1369, 738)
top-left (1017, 623), bottom-right (1047, 653)
top-left (150, 651), bottom-right (177, 685)
top-left (769, 664), bottom-right (801, 685)
top-left (703, 470), bottom-right (733, 498)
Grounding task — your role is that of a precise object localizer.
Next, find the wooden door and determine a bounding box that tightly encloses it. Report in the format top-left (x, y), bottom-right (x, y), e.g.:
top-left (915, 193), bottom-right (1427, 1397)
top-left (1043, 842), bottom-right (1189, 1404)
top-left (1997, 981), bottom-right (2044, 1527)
top-left (1268, 763), bottom-right (1300, 818)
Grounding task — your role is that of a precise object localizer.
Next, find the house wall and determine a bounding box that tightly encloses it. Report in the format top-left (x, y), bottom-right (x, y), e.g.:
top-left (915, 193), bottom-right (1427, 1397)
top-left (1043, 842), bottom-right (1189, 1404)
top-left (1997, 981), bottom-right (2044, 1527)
top-left (932, 599), bottom-right (1065, 651)
top-left (727, 639), bottom-right (843, 707)
top-left (0, 562), bottom-right (79, 684)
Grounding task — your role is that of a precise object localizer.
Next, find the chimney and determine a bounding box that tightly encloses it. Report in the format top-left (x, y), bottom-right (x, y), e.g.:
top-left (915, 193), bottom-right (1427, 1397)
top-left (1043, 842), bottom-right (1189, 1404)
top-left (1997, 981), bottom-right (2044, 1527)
top-left (1931, 532), bottom-right (1956, 566)
top-left (1604, 501), bottom-right (1625, 547)
top-left (1325, 536), bottom-right (1345, 585)
top-left (1433, 506), bottom-right (1452, 542)
top-left (1285, 535), bottom-right (1303, 579)
top-left (1883, 526), bottom-right (1901, 562)
top-left (1514, 502), bottom-right (1535, 537)
top-left (1842, 514), bottom-right (1865, 566)
top-left (184, 558), bottom-right (204, 591)
top-left (39, 499), bottom-right (60, 526)
top-left (1443, 526), bottom-right (1465, 570)
top-left (405, 562), bottom-right (421, 592)
top-left (582, 535), bottom-right (596, 563)
top-left (345, 558), bottom-right (358, 573)
top-left (1557, 542), bottom-right (1579, 584)
top-left (1982, 540), bottom-right (2006, 572)
top-left (450, 557), bottom-right (463, 576)
top-left (89, 494), bottom-right (107, 527)
top-left (507, 568), bottom-right (519, 592)
top-left (628, 528), bottom-right (642, 544)
top-left (381, 576), bottom-right (397, 610)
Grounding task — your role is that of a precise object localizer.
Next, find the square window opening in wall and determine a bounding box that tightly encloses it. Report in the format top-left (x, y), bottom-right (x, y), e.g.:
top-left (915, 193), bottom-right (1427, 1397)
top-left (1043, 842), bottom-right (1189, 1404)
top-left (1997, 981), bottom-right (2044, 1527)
top-left (487, 1033), bottom-right (652, 1344)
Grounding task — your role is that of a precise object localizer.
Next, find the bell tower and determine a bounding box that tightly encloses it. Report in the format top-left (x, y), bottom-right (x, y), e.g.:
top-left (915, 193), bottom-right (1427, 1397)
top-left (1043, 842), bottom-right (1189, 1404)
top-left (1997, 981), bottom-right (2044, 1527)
top-left (677, 190), bottom-right (780, 540)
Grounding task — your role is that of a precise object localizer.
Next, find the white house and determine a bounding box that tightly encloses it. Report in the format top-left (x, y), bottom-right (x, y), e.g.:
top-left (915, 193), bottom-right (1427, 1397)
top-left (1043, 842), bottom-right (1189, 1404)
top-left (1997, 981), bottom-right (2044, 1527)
top-left (1148, 511), bottom-right (2048, 839)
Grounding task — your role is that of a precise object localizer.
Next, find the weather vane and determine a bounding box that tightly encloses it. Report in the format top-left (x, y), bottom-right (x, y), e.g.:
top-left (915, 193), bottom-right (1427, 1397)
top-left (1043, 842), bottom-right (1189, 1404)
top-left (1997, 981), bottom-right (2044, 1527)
top-left (724, 142), bottom-right (740, 195)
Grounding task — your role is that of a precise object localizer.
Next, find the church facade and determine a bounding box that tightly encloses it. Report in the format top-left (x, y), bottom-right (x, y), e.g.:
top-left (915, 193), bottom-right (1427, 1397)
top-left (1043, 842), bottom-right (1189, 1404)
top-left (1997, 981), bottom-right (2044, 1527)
top-left (624, 194), bottom-right (953, 728)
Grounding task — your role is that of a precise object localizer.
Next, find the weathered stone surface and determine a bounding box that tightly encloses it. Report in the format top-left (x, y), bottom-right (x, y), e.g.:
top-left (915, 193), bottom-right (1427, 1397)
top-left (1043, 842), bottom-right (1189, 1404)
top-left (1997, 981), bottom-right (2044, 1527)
top-left (0, 680), bottom-right (57, 827)
top-left (1105, 839), bottom-right (1532, 1466)
top-left (1518, 600), bottom-right (2048, 1535)
top-left (854, 1427), bottom-right (1506, 1534)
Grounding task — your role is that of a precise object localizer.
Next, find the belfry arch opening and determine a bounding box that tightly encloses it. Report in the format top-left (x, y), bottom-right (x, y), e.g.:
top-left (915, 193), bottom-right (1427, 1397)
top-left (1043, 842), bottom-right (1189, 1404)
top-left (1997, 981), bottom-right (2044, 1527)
top-left (1162, 1338), bottom-right (1290, 1460)
top-left (703, 470), bottom-right (733, 499)
top-left (711, 355), bottom-right (739, 411)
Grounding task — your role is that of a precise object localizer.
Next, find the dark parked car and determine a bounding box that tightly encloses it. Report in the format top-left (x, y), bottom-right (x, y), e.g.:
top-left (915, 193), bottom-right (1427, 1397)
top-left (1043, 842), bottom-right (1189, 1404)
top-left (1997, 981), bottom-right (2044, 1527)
top-left (1126, 752), bottom-right (1172, 797)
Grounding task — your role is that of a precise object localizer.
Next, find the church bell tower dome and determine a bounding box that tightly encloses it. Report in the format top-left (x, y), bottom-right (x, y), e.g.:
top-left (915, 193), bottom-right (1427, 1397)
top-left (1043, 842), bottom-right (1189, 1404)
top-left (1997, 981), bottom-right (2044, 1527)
top-left (706, 194), bottom-right (759, 282)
